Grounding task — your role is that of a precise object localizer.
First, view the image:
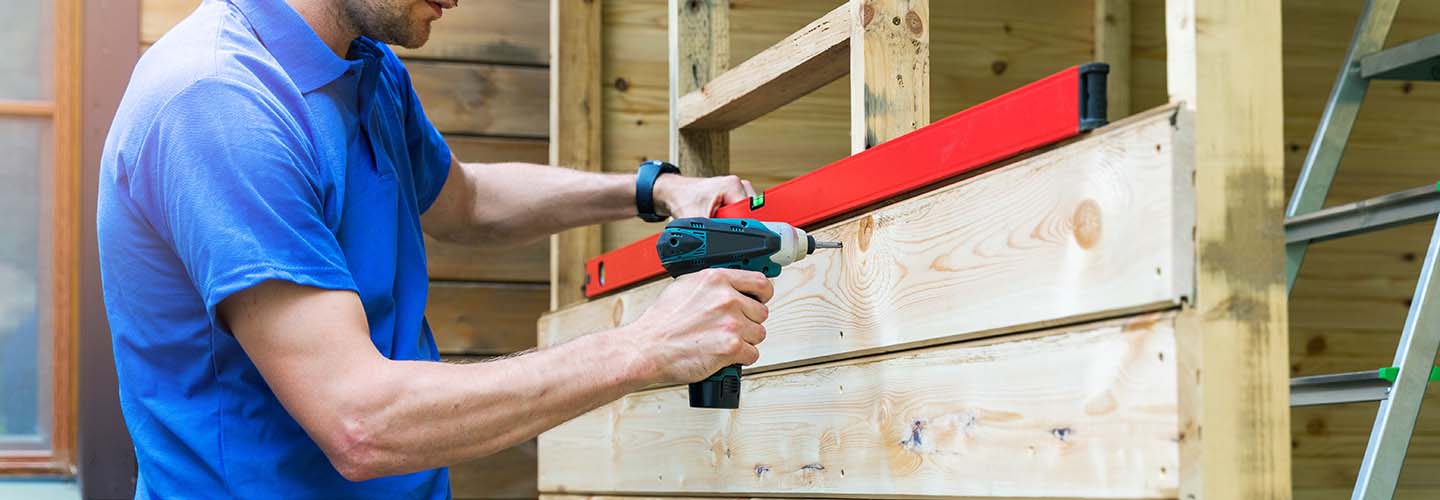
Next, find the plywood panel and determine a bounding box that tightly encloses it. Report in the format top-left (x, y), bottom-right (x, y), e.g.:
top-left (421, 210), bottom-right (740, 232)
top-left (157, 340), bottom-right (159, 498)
top-left (428, 282), bottom-right (546, 355)
top-left (411, 61), bottom-right (549, 138)
top-left (141, 0), bottom-right (548, 65)
top-left (543, 107), bottom-right (1192, 375)
top-left (539, 313), bottom-right (1180, 498)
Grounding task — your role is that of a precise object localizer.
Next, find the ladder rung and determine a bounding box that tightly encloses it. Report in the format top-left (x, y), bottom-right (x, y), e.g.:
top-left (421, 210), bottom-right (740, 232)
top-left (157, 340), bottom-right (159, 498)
top-left (1291, 370), bottom-right (1392, 407)
top-left (1291, 367), bottom-right (1440, 407)
top-left (1284, 183), bottom-right (1440, 245)
top-left (1361, 32), bottom-right (1440, 81)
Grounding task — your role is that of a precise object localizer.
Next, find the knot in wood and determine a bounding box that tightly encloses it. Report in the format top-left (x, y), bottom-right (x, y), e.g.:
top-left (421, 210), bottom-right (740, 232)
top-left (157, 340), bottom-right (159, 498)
top-left (1071, 199), bottom-right (1102, 249)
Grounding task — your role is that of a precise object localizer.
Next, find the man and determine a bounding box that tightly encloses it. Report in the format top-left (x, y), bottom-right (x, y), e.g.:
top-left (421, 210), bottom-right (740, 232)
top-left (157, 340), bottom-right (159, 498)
top-left (97, 0), bottom-right (772, 497)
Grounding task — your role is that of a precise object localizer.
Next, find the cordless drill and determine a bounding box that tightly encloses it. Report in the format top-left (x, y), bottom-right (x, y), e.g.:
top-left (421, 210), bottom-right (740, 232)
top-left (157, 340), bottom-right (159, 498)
top-left (657, 217), bottom-right (843, 409)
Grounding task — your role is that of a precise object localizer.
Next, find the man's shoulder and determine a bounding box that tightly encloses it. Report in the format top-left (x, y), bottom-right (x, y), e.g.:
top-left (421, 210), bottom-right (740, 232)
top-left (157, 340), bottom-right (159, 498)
top-left (126, 1), bottom-right (295, 129)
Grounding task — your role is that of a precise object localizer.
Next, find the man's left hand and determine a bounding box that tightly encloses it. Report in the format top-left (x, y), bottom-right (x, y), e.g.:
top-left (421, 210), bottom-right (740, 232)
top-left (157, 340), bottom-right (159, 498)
top-left (653, 174), bottom-right (757, 219)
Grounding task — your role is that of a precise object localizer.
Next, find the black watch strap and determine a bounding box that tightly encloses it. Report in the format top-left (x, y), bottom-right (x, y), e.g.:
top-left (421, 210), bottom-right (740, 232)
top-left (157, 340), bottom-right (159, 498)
top-left (636, 160), bottom-right (680, 223)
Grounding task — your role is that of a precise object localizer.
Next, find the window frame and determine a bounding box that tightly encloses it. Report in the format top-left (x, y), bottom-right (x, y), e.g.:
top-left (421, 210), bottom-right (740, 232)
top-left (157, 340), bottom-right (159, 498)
top-left (0, 0), bottom-right (81, 475)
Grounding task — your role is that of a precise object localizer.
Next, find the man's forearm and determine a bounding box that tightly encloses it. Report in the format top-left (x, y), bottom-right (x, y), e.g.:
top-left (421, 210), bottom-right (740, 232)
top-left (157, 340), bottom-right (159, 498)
top-left (335, 325), bottom-right (653, 480)
top-left (428, 162), bottom-right (638, 246)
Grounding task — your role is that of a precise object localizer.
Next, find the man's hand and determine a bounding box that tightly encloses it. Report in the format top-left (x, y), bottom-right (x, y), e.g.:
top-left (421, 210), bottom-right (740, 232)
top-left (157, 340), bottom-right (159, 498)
top-left (622, 268), bottom-right (774, 386)
top-left (653, 174), bottom-right (757, 219)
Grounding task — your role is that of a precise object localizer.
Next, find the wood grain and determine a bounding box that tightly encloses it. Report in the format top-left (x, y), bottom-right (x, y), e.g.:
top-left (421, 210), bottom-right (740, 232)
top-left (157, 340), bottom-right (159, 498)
top-left (850, 0), bottom-right (929, 153)
top-left (1165, 1), bottom-right (1291, 498)
top-left (550, 0), bottom-right (605, 310)
top-left (543, 106), bottom-right (1192, 374)
top-left (451, 439), bottom-right (539, 499)
top-left (141, 0), bottom-right (548, 65)
top-left (669, 0), bottom-right (730, 176)
top-left (539, 313), bottom-right (1181, 498)
top-left (676, 3), bottom-right (850, 131)
top-left (410, 61), bottom-right (549, 138)
top-left (428, 282), bottom-right (547, 356)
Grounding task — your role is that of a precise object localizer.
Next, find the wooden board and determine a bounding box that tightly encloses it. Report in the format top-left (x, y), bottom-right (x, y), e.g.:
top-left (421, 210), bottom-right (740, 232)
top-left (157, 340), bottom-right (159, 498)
top-left (1164, 1), bottom-right (1290, 498)
top-left (425, 237), bottom-right (549, 283)
top-left (141, 0), bottom-right (548, 65)
top-left (451, 439), bottom-right (539, 500)
top-left (542, 106), bottom-right (1193, 374)
top-left (676, 3), bottom-right (850, 131)
top-left (538, 312), bottom-right (1181, 498)
top-left (850, 0), bottom-right (930, 153)
top-left (428, 282), bottom-right (547, 355)
top-left (410, 61), bottom-right (549, 138)
top-left (669, 0), bottom-right (730, 176)
top-left (550, 0), bottom-right (605, 309)
top-left (448, 136), bottom-right (549, 164)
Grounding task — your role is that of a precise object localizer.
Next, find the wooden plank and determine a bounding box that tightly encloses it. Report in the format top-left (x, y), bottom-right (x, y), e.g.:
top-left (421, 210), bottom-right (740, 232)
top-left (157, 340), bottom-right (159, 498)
top-left (448, 136), bottom-right (549, 164)
top-left (428, 282), bottom-right (546, 356)
top-left (669, 0), bottom-right (730, 176)
top-left (541, 497), bottom-right (1110, 500)
top-left (549, 0), bottom-right (604, 310)
top-left (542, 106), bottom-right (1192, 374)
top-left (141, 0), bottom-right (548, 65)
top-left (676, 3), bottom-right (851, 131)
top-left (850, 0), bottom-right (929, 153)
top-left (425, 237), bottom-right (549, 283)
top-left (429, 136), bottom-right (549, 283)
top-left (410, 61), bottom-right (549, 138)
top-left (538, 312), bottom-right (1181, 498)
top-left (450, 439), bottom-right (539, 500)
top-left (1094, 0), bottom-right (1131, 119)
top-left (1164, 1), bottom-right (1290, 498)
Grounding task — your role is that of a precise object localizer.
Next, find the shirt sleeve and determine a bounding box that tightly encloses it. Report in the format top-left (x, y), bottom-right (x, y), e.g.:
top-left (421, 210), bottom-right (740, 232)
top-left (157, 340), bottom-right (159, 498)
top-left (129, 78), bottom-right (357, 322)
top-left (388, 49), bottom-right (453, 214)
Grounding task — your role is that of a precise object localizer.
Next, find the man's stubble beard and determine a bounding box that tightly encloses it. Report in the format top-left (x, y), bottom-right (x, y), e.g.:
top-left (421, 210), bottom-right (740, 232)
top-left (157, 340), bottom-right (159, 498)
top-left (339, 0), bottom-right (431, 49)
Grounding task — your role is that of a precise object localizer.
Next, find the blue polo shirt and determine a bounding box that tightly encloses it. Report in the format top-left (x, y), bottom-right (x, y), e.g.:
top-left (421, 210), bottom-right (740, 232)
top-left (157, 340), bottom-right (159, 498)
top-left (97, 0), bottom-right (452, 497)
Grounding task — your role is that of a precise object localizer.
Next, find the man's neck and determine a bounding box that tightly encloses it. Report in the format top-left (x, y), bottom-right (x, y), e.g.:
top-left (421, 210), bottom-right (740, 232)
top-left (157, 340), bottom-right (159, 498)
top-left (286, 0), bottom-right (358, 57)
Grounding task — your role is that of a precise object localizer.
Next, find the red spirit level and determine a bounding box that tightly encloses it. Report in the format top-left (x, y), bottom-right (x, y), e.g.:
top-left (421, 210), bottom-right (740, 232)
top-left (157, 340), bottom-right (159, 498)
top-left (582, 63), bottom-right (1110, 298)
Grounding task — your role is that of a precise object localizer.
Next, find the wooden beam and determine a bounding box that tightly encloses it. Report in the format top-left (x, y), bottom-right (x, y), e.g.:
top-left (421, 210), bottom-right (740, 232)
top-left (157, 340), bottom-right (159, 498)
top-left (141, 0), bottom-right (549, 65)
top-left (1094, 0), bottom-right (1131, 119)
top-left (549, 0), bottom-right (604, 309)
top-left (849, 0), bottom-right (929, 153)
top-left (1165, 0), bottom-right (1290, 498)
top-left (0, 100), bottom-right (55, 117)
top-left (542, 106), bottom-right (1193, 374)
top-left (669, 0), bottom-right (730, 176)
top-left (676, 3), bottom-right (850, 131)
top-left (539, 313), bottom-right (1181, 498)
top-left (428, 282), bottom-right (547, 356)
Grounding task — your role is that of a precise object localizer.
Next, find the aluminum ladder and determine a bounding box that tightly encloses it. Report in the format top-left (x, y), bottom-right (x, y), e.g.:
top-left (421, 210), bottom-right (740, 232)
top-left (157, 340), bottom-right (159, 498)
top-left (1285, 1), bottom-right (1440, 498)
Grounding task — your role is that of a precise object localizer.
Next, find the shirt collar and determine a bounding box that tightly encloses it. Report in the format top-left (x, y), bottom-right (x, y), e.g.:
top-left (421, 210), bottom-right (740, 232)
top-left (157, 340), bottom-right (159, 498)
top-left (230, 0), bottom-right (360, 93)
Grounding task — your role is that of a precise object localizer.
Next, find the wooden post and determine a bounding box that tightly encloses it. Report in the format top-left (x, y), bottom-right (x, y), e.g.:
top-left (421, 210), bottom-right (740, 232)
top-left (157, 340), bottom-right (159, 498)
top-left (669, 0), bottom-right (729, 177)
top-left (850, 0), bottom-right (929, 153)
top-left (1094, 0), bottom-right (1131, 119)
top-left (1166, 0), bottom-right (1291, 498)
top-left (548, 0), bottom-right (603, 310)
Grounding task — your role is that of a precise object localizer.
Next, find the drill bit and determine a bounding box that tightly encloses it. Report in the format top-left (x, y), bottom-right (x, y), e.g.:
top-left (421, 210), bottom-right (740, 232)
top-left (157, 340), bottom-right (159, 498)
top-left (813, 240), bottom-right (843, 249)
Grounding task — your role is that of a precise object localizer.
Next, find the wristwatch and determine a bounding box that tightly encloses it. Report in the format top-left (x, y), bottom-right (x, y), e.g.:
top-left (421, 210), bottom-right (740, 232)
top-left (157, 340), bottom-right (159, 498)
top-left (635, 160), bottom-right (680, 223)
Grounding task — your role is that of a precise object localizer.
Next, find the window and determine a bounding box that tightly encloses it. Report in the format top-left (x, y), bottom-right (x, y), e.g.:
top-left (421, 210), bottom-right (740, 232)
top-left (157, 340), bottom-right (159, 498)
top-left (0, 0), bottom-right (79, 474)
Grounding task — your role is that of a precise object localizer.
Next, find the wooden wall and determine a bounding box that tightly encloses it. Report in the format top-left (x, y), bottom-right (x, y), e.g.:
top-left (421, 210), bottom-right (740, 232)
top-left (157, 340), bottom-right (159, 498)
top-left (140, 1), bottom-right (549, 498)
top-left (595, 0), bottom-right (1440, 498)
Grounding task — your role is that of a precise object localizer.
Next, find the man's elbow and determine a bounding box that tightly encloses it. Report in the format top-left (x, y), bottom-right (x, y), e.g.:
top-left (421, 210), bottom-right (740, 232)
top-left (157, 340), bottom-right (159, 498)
top-left (320, 411), bottom-right (389, 482)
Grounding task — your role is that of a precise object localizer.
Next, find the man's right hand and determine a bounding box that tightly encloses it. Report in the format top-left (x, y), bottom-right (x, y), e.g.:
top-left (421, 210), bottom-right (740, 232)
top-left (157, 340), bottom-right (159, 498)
top-left (621, 268), bottom-right (774, 386)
